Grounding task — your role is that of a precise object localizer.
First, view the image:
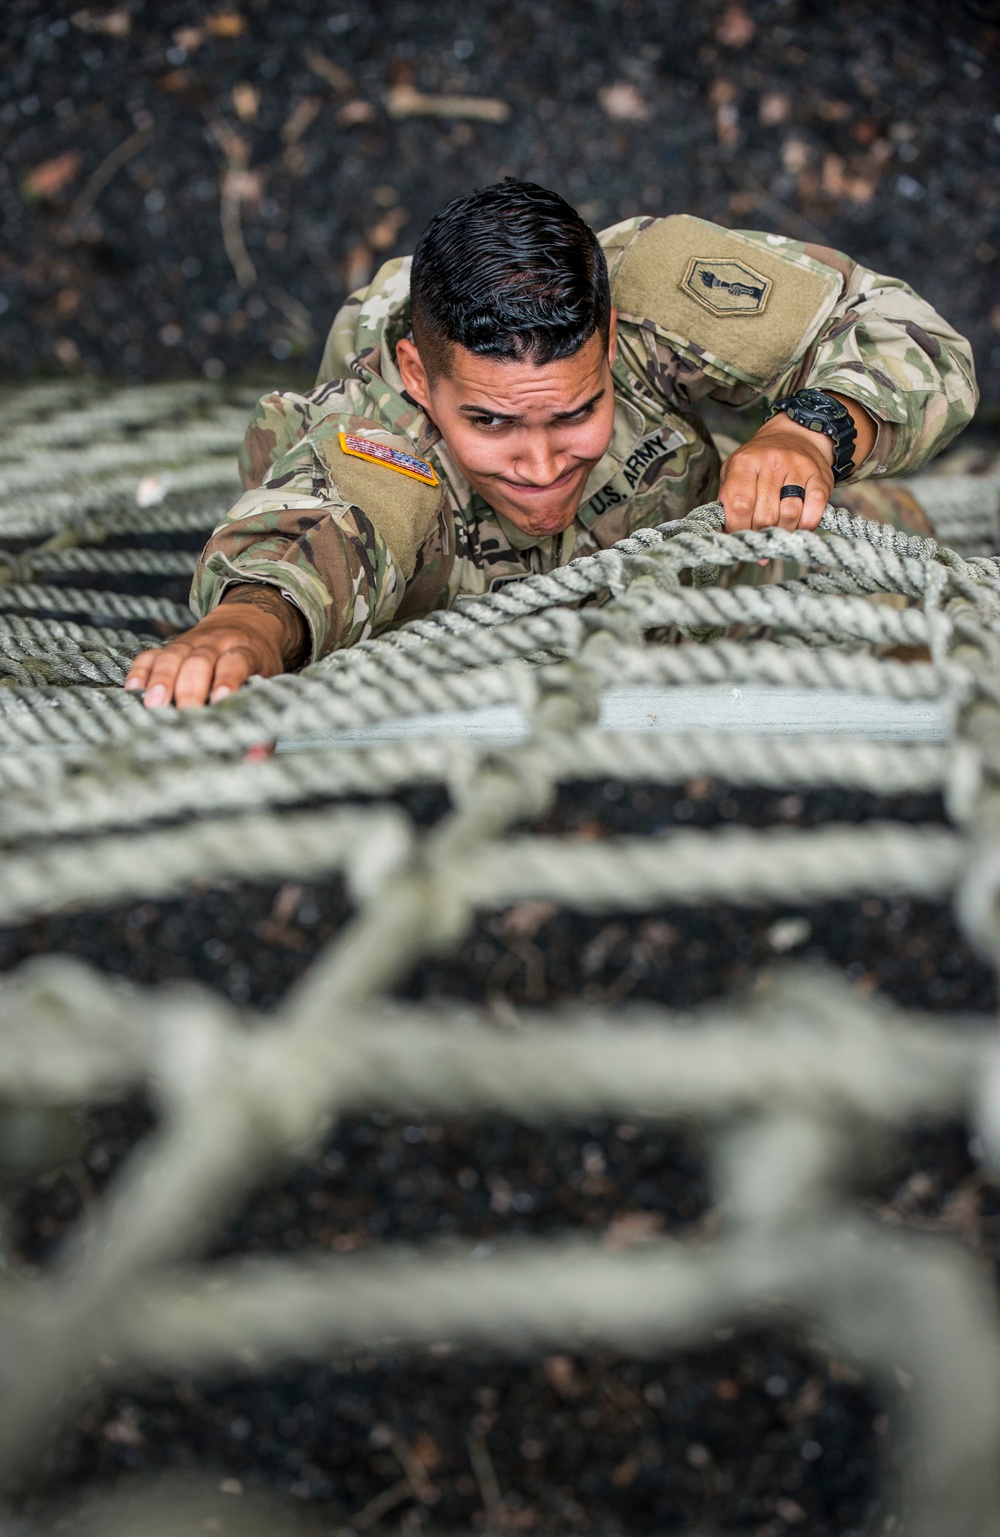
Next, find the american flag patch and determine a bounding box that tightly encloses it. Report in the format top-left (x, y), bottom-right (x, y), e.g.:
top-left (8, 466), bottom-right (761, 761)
top-left (338, 431), bottom-right (439, 486)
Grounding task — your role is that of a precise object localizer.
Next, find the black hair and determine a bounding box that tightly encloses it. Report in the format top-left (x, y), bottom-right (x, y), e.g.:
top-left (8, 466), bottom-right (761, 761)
top-left (409, 180), bottom-right (611, 376)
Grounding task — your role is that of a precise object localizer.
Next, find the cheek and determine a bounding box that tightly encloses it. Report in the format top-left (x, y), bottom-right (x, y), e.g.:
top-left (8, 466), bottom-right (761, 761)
top-left (561, 406), bottom-right (615, 467)
top-left (448, 426), bottom-right (507, 475)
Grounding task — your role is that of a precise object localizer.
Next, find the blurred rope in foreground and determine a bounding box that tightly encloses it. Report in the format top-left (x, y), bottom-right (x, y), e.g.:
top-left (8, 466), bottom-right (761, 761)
top-left (1, 384), bottom-right (1000, 1534)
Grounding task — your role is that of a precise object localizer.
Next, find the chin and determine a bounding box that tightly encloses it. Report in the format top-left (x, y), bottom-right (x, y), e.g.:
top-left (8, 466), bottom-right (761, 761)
top-left (503, 500), bottom-right (577, 538)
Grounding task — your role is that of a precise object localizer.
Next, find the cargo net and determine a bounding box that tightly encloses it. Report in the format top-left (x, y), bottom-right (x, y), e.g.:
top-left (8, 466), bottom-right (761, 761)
top-left (4, 381), bottom-right (1000, 1535)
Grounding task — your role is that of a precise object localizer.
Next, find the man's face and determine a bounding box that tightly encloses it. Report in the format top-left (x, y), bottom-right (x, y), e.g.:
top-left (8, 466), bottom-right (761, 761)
top-left (396, 317), bottom-right (617, 539)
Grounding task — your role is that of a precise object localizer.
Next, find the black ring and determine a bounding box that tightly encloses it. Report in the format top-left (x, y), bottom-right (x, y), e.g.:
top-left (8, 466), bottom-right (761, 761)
top-left (779, 484), bottom-right (806, 501)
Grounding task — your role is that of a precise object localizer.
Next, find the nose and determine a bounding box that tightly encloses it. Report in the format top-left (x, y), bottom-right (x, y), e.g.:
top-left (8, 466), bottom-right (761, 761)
top-left (511, 433), bottom-right (565, 487)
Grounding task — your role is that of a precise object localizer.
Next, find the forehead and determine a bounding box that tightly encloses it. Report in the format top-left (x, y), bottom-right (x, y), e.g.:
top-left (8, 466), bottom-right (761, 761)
top-left (442, 332), bottom-right (607, 412)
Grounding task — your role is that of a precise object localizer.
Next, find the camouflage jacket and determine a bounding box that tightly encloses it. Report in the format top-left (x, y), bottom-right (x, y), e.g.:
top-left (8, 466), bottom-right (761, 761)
top-left (192, 214), bottom-right (978, 661)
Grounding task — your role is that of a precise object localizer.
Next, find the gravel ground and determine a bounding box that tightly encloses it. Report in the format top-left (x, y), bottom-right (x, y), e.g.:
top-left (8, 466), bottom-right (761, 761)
top-left (1, 0), bottom-right (999, 408)
top-left (4, 0), bottom-right (1000, 1529)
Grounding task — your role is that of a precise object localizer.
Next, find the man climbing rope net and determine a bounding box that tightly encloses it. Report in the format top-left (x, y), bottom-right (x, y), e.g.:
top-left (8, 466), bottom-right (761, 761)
top-left (124, 179), bottom-right (977, 709)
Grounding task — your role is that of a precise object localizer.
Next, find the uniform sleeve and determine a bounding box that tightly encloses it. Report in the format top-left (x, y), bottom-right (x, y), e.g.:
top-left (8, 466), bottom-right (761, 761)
top-left (192, 425), bottom-right (408, 662)
top-left (603, 217), bottom-right (978, 483)
top-left (759, 239), bottom-right (979, 480)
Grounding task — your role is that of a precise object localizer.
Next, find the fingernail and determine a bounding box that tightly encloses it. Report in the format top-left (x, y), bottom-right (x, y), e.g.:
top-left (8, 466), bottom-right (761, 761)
top-left (124, 678), bottom-right (142, 691)
top-left (144, 685), bottom-right (167, 708)
top-left (210, 685), bottom-right (232, 703)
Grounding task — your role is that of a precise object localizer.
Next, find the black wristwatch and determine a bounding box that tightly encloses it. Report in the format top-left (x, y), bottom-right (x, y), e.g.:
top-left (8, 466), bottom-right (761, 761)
top-left (764, 388), bottom-right (858, 483)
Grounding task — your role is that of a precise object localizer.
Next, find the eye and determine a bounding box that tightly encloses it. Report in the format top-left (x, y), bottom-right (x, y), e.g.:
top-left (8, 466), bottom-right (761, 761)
top-left (470, 414), bottom-right (508, 430)
top-left (561, 402), bottom-right (596, 424)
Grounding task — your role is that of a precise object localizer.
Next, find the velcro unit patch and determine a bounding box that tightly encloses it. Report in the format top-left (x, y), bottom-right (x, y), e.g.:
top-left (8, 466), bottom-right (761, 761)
top-left (682, 257), bottom-right (771, 316)
top-left (339, 431), bottom-right (439, 486)
top-left (611, 214), bottom-right (843, 389)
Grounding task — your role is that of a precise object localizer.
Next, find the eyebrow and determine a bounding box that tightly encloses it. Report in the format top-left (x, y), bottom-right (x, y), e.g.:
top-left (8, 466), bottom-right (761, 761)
top-left (458, 387), bottom-right (606, 423)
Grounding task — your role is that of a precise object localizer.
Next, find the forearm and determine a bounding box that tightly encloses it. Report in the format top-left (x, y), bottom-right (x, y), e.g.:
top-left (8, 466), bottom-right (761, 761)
top-left (796, 262), bottom-right (978, 479)
top-left (191, 479), bottom-right (406, 662)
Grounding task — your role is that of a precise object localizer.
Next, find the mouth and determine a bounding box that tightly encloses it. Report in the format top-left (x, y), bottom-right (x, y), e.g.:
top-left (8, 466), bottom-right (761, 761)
top-left (500, 466), bottom-right (580, 497)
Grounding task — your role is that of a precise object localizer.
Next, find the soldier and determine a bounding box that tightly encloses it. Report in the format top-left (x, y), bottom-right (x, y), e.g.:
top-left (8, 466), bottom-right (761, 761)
top-left (125, 180), bottom-right (977, 708)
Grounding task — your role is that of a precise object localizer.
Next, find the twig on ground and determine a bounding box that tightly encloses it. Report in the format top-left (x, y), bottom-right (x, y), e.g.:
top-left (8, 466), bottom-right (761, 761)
top-left (61, 126), bottom-right (153, 241)
top-left (351, 1478), bottom-right (413, 1531)
top-left (208, 120), bottom-right (259, 290)
top-left (466, 1430), bottom-right (508, 1537)
top-left (385, 86), bottom-right (510, 122)
top-left (305, 49), bottom-right (354, 94)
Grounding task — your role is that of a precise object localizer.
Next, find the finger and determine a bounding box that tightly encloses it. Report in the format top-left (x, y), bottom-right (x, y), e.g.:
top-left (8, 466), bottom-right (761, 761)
top-left (139, 644), bottom-right (193, 708)
top-left (207, 643), bottom-right (257, 704)
top-left (751, 460), bottom-right (785, 530)
top-left (776, 486), bottom-right (805, 531)
top-left (124, 648), bottom-right (158, 692)
top-left (801, 472), bottom-right (832, 532)
top-left (720, 461), bottom-right (758, 532)
top-left (172, 647), bottom-right (226, 710)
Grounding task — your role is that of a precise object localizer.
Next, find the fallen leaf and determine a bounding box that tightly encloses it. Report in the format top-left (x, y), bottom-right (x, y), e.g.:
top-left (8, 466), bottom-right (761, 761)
top-left (232, 81), bottom-right (260, 121)
top-left (305, 49), bottom-right (353, 93)
top-left (542, 1354), bottom-right (586, 1398)
top-left (716, 3), bottom-right (755, 47)
top-left (337, 99), bottom-right (377, 126)
top-left (411, 1430), bottom-right (443, 1474)
top-left (716, 101), bottom-right (739, 147)
top-left (602, 1210), bottom-right (664, 1248)
top-left (776, 1499), bottom-right (807, 1524)
top-left (205, 11), bottom-right (247, 38)
top-left (709, 77), bottom-right (736, 106)
top-left (71, 8), bottom-right (130, 37)
top-left (821, 152), bottom-right (847, 198)
top-left (24, 150), bottom-right (83, 201)
top-left (158, 69), bottom-right (190, 94)
top-left (496, 901), bottom-right (557, 938)
top-left (55, 287), bottom-right (80, 317)
top-left (781, 137), bottom-right (810, 173)
top-left (758, 90), bottom-right (789, 126)
top-left (101, 1406), bottom-right (144, 1446)
top-left (344, 242), bottom-right (374, 290)
top-left (385, 84), bottom-right (510, 121)
top-left (54, 336), bottom-right (81, 370)
top-left (173, 26), bottom-right (204, 50)
top-left (597, 81), bottom-right (649, 123)
top-left (135, 473), bottom-right (171, 507)
top-left (367, 206), bottom-right (408, 251)
top-left (611, 1453), bottom-right (640, 1487)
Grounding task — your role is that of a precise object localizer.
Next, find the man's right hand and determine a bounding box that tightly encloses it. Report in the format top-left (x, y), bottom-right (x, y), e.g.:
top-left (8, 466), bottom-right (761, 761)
top-left (124, 585), bottom-right (309, 708)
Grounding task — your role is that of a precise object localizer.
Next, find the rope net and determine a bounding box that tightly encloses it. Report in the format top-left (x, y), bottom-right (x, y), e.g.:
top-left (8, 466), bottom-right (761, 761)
top-left (2, 382), bottom-right (1000, 1534)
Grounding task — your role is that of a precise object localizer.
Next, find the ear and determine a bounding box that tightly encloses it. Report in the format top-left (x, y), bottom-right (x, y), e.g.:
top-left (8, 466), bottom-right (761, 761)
top-left (607, 307), bottom-right (618, 368)
top-left (396, 336), bottom-right (432, 411)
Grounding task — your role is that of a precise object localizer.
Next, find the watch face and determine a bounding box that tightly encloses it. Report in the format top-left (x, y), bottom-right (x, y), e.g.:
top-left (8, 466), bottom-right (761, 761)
top-left (797, 389), bottom-right (848, 419)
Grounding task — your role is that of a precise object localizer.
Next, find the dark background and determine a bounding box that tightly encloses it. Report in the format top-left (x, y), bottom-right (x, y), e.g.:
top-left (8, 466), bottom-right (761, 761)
top-left (2, 0), bottom-right (999, 409)
top-left (3, 5), bottom-right (1000, 1531)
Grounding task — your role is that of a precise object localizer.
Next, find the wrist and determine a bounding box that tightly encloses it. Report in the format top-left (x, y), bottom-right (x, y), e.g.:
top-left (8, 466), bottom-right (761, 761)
top-left (764, 388), bottom-right (856, 481)
top-left (218, 582), bottom-right (310, 668)
top-left (756, 411), bottom-right (835, 466)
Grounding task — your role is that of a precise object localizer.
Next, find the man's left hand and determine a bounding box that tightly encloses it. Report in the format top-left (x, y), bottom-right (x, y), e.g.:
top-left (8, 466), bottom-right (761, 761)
top-left (719, 393), bottom-right (877, 533)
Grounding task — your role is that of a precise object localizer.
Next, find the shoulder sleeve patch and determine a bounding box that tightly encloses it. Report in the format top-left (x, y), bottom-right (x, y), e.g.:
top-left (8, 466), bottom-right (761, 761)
top-left (612, 214), bottom-right (843, 388)
top-left (313, 424), bottom-right (444, 580)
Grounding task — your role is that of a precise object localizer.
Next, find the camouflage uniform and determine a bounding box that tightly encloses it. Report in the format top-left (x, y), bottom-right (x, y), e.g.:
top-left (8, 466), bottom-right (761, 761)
top-left (192, 214), bottom-right (978, 661)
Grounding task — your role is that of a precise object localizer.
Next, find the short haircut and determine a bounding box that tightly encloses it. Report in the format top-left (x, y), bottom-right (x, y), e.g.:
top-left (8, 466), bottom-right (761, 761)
top-left (409, 180), bottom-right (611, 377)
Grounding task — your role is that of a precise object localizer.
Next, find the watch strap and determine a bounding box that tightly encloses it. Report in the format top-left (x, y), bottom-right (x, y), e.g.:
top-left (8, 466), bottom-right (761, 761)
top-left (765, 389), bottom-right (858, 482)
